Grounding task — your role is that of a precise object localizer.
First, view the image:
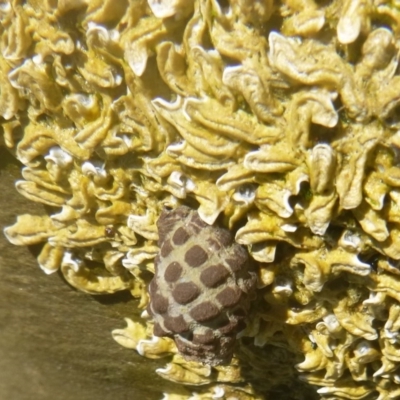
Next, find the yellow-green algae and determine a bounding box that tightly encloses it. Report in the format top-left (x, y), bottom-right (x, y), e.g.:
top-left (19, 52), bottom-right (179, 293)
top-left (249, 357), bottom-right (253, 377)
top-left (3, 0), bottom-right (400, 399)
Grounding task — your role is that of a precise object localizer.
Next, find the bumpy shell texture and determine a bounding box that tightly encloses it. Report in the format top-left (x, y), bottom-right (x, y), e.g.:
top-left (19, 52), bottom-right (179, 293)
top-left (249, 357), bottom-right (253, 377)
top-left (148, 206), bottom-right (256, 366)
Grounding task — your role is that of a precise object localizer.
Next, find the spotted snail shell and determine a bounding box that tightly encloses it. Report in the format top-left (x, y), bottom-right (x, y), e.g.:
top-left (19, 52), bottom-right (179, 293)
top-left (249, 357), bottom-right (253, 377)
top-left (147, 206), bottom-right (257, 366)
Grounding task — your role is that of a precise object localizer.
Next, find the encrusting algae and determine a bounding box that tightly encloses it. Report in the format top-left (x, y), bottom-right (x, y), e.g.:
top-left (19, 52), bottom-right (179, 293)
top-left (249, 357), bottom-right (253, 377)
top-left (3, 0), bottom-right (400, 399)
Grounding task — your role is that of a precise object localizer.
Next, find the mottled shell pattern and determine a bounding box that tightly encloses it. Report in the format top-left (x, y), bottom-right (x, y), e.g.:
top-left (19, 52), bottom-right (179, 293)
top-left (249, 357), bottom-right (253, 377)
top-left (147, 206), bottom-right (257, 366)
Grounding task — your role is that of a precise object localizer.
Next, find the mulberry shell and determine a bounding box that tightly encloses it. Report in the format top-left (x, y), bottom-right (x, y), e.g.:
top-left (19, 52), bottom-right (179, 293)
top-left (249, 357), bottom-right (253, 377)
top-left (148, 206), bottom-right (257, 366)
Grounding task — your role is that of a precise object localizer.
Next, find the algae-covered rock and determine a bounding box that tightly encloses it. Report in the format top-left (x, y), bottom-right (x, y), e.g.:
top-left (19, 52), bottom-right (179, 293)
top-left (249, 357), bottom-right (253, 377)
top-left (3, 0), bottom-right (400, 398)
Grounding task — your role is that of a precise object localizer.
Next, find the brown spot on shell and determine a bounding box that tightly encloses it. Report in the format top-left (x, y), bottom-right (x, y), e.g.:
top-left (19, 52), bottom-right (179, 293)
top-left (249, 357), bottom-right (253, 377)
top-left (152, 294), bottom-right (169, 314)
top-left (164, 315), bottom-right (188, 333)
top-left (174, 336), bottom-right (191, 353)
top-left (189, 212), bottom-right (208, 232)
top-left (161, 239), bottom-right (174, 257)
top-left (172, 227), bottom-right (190, 245)
top-left (175, 335), bottom-right (215, 356)
top-left (164, 261), bottom-right (183, 283)
top-left (185, 245), bottom-right (208, 267)
top-left (206, 238), bottom-right (222, 251)
top-left (172, 282), bottom-right (200, 304)
top-left (190, 301), bottom-right (219, 322)
top-left (200, 264), bottom-right (230, 288)
top-left (215, 228), bottom-right (232, 247)
top-left (153, 322), bottom-right (168, 337)
top-left (226, 247), bottom-right (248, 272)
top-left (216, 287), bottom-right (242, 308)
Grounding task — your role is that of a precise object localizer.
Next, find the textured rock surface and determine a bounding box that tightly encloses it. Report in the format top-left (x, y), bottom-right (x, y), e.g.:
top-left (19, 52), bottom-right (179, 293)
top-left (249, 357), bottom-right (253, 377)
top-left (148, 206), bottom-right (257, 365)
top-left (5, 0), bottom-right (400, 398)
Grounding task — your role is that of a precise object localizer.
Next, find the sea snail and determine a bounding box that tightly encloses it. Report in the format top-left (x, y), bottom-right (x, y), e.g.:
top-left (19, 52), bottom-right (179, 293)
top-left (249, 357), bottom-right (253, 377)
top-left (147, 206), bottom-right (257, 366)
